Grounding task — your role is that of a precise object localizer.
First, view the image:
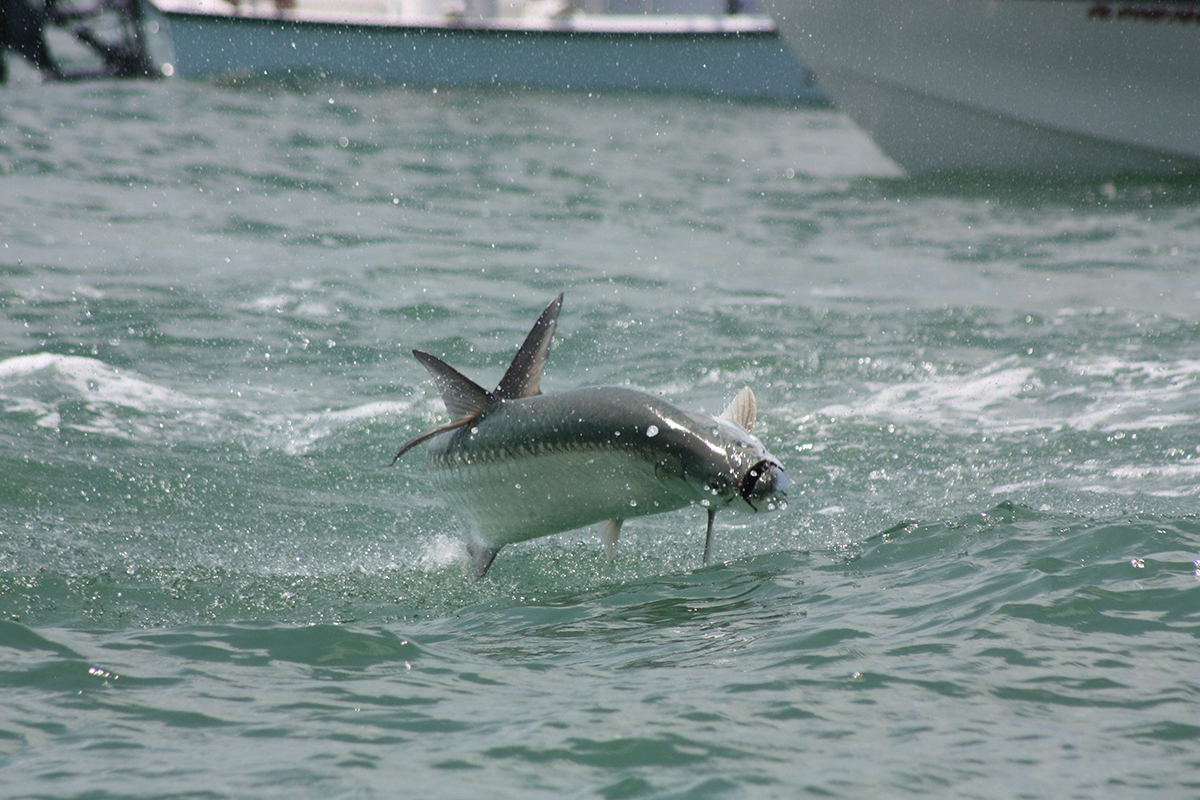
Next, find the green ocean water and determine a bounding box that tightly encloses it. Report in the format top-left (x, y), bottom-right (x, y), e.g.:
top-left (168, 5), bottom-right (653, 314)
top-left (2, 76), bottom-right (1200, 798)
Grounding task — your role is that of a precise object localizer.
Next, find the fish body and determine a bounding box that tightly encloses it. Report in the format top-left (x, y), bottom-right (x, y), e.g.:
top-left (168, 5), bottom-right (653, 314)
top-left (392, 294), bottom-right (787, 576)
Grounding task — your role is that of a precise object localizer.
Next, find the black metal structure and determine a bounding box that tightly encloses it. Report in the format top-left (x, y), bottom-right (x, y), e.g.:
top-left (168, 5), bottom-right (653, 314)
top-left (1, 0), bottom-right (157, 81)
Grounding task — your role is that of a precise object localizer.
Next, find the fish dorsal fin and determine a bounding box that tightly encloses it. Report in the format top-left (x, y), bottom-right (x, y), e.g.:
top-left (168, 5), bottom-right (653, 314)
top-left (413, 349), bottom-right (490, 420)
top-left (720, 386), bottom-right (757, 432)
top-left (493, 293), bottom-right (563, 401)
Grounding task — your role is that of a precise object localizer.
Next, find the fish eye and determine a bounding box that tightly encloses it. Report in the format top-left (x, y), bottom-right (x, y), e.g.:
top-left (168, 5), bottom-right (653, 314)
top-left (740, 460), bottom-right (775, 503)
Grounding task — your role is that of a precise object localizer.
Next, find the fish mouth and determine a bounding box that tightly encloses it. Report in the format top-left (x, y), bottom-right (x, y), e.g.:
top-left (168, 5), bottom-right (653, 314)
top-left (740, 460), bottom-right (788, 510)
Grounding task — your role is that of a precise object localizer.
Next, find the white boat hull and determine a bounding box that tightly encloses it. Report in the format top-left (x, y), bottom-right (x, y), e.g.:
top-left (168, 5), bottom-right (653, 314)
top-left (761, 0), bottom-right (1200, 175)
top-left (153, 2), bottom-right (826, 102)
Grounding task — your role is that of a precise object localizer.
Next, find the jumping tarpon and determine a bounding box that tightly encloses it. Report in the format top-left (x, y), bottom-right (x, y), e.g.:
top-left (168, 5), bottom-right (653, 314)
top-left (391, 294), bottom-right (788, 577)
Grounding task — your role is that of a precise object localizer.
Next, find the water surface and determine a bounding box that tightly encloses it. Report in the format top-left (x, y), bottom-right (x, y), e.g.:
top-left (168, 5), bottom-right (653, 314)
top-left (2, 76), bottom-right (1200, 798)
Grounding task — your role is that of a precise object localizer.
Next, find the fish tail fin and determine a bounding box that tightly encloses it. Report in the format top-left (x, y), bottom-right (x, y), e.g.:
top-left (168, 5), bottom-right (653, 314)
top-left (389, 351), bottom-right (489, 464)
top-left (413, 349), bottom-right (490, 419)
top-left (493, 293), bottom-right (563, 400)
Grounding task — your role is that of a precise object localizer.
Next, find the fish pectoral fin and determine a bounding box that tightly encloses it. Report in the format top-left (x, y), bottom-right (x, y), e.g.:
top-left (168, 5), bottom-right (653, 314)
top-left (702, 508), bottom-right (718, 565)
top-left (720, 386), bottom-right (757, 432)
top-left (389, 416), bottom-right (473, 465)
top-left (467, 542), bottom-right (501, 578)
top-left (493, 293), bottom-right (563, 400)
top-left (413, 350), bottom-right (490, 421)
top-left (599, 518), bottom-right (623, 560)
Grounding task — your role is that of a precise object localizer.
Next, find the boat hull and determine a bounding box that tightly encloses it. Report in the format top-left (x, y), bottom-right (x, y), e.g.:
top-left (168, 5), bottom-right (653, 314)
top-left (761, 0), bottom-right (1200, 175)
top-left (156, 6), bottom-right (825, 102)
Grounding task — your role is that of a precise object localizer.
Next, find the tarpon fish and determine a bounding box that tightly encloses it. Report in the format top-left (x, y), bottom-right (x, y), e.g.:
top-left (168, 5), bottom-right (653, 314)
top-left (391, 294), bottom-right (788, 577)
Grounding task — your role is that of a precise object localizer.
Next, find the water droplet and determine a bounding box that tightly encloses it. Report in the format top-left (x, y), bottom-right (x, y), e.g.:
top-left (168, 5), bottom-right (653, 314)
top-left (700, 499), bottom-right (711, 507)
top-left (1130, 558), bottom-right (1145, 569)
top-left (629, 500), bottom-right (637, 507)
top-left (646, 425), bottom-right (659, 438)
top-left (514, 483), bottom-right (521, 490)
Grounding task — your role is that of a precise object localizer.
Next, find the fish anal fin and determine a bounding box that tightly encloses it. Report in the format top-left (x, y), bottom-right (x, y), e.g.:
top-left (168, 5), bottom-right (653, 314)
top-left (467, 542), bottom-right (501, 578)
top-left (720, 386), bottom-right (756, 432)
top-left (413, 349), bottom-right (490, 421)
top-left (599, 518), bottom-right (623, 560)
top-left (493, 293), bottom-right (563, 401)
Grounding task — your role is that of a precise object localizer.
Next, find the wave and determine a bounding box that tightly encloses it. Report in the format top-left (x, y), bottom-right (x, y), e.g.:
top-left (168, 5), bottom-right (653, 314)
top-left (817, 354), bottom-right (1200, 435)
top-left (0, 352), bottom-right (218, 439)
top-left (0, 352), bottom-right (415, 455)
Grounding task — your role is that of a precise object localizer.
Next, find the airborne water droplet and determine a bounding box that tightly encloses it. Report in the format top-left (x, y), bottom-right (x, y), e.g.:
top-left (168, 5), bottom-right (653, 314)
top-left (646, 425), bottom-right (659, 438)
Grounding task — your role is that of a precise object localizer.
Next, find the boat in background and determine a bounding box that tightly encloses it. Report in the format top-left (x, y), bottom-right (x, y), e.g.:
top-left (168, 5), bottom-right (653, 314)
top-left (760, 0), bottom-right (1200, 176)
top-left (151, 0), bottom-right (826, 102)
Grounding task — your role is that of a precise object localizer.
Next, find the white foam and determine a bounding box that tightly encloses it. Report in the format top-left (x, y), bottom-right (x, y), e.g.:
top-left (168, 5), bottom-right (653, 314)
top-left (293, 301), bottom-right (333, 318)
top-left (238, 293), bottom-right (334, 318)
top-left (820, 357), bottom-right (1042, 433)
top-left (0, 353), bottom-right (187, 406)
top-left (239, 294), bottom-right (296, 313)
top-left (1107, 463), bottom-right (1200, 497)
top-left (818, 355), bottom-right (1200, 436)
top-left (1063, 358), bottom-right (1200, 432)
top-left (275, 400), bottom-right (415, 455)
top-left (416, 533), bottom-right (467, 572)
top-left (0, 352), bottom-right (421, 453)
top-left (0, 353), bottom-right (215, 438)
